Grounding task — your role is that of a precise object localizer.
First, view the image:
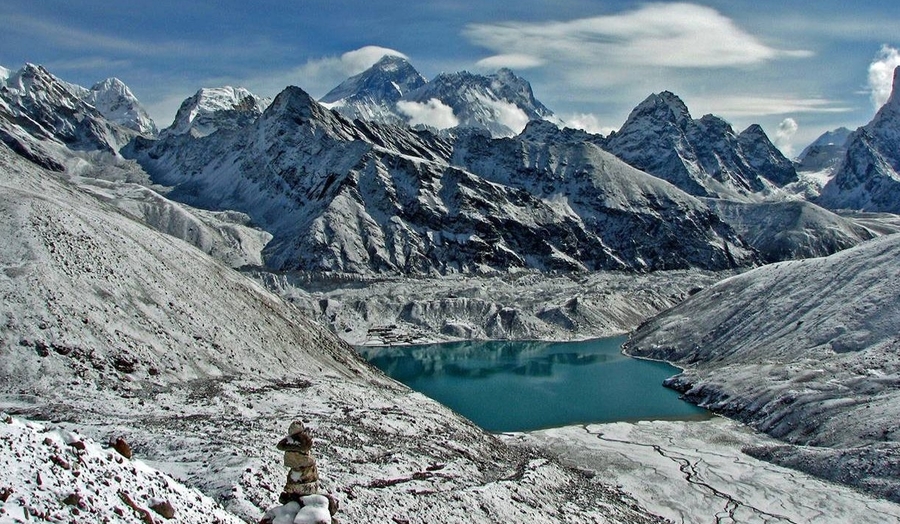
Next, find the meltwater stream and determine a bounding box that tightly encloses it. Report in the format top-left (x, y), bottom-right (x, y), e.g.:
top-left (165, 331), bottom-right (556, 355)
top-left (358, 336), bottom-right (709, 432)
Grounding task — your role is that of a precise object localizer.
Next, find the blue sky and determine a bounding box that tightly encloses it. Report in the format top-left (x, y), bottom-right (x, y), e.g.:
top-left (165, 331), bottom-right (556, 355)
top-left (1, 1), bottom-right (899, 155)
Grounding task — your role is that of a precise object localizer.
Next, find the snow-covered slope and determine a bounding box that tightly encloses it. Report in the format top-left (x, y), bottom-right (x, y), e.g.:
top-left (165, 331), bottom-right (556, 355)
top-left (322, 56), bottom-right (556, 137)
top-left (0, 416), bottom-right (243, 524)
top-left (797, 126), bottom-right (851, 172)
top-left (126, 87), bottom-right (756, 274)
top-left (625, 233), bottom-right (900, 501)
top-left (604, 91), bottom-right (797, 199)
top-left (819, 66), bottom-right (900, 213)
top-left (320, 55), bottom-right (426, 125)
top-left (0, 142), bottom-right (665, 523)
top-left (76, 176), bottom-right (272, 268)
top-left (705, 198), bottom-right (874, 263)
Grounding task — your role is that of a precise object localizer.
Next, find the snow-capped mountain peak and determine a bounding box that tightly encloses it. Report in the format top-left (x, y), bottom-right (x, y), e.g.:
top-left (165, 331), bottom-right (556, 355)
top-left (0, 63), bottom-right (152, 155)
top-left (796, 127), bottom-right (852, 174)
top-left (85, 77), bottom-right (158, 136)
top-left (818, 66), bottom-right (900, 212)
top-left (322, 55), bottom-right (425, 102)
top-left (319, 55), bottom-right (427, 125)
top-left (321, 60), bottom-right (557, 137)
top-left (166, 85), bottom-right (269, 137)
top-left (605, 90), bottom-right (796, 198)
top-left (629, 91), bottom-right (693, 127)
top-left (4, 63), bottom-right (81, 107)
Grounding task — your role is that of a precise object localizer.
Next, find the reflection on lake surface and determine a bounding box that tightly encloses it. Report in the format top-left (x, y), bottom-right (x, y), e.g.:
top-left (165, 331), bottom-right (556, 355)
top-left (357, 336), bottom-right (709, 432)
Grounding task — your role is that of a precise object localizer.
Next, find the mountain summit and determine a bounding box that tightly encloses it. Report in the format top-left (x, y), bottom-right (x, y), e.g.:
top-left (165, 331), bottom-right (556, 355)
top-left (320, 55), bottom-right (427, 125)
top-left (0, 63), bottom-right (152, 157)
top-left (165, 86), bottom-right (269, 137)
top-left (320, 56), bottom-right (557, 137)
top-left (604, 91), bottom-right (797, 199)
top-left (818, 66), bottom-right (900, 213)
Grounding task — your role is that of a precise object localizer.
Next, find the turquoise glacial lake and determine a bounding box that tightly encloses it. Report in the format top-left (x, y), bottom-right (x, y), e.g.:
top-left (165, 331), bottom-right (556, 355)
top-left (357, 336), bottom-right (709, 432)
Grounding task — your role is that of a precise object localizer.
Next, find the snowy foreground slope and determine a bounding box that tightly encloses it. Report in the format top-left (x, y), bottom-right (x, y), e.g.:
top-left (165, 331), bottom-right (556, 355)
top-left (0, 144), bottom-right (663, 523)
top-left (0, 416), bottom-right (243, 524)
top-left (625, 233), bottom-right (900, 501)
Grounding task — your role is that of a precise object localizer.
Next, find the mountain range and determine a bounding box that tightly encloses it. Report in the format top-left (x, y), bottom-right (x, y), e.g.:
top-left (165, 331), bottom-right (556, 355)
top-left (1, 59), bottom-right (887, 278)
top-left (603, 91), bottom-right (797, 199)
top-left (321, 55), bottom-right (556, 137)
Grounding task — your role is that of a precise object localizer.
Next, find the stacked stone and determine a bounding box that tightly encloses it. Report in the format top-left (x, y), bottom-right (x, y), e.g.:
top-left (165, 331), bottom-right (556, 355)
top-left (265, 420), bottom-right (339, 524)
top-left (277, 421), bottom-right (320, 503)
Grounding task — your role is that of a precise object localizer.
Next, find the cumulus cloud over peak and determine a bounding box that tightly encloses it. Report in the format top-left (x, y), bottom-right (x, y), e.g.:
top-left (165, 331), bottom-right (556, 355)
top-left (464, 3), bottom-right (811, 72)
top-left (340, 46), bottom-right (408, 76)
top-left (396, 98), bottom-right (459, 129)
top-left (774, 117), bottom-right (799, 157)
top-left (868, 45), bottom-right (900, 110)
top-left (475, 94), bottom-right (530, 135)
top-left (563, 113), bottom-right (616, 136)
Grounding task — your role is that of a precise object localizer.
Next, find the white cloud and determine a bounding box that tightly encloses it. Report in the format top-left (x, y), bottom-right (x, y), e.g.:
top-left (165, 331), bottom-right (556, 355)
top-left (868, 45), bottom-right (900, 109)
top-left (339, 46), bottom-right (408, 76)
top-left (691, 96), bottom-right (851, 118)
top-left (774, 117), bottom-right (799, 157)
top-left (475, 94), bottom-right (530, 135)
top-left (562, 113), bottom-right (616, 136)
top-left (464, 3), bottom-right (811, 76)
top-left (396, 98), bottom-right (459, 129)
top-left (475, 54), bottom-right (544, 71)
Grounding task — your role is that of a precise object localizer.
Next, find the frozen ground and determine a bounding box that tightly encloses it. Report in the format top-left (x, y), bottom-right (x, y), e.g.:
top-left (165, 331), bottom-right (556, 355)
top-left (510, 418), bottom-right (900, 523)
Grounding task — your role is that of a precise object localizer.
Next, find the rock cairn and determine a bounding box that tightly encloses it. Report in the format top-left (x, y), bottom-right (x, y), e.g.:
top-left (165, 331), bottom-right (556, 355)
top-left (278, 421), bottom-right (320, 502)
top-left (261, 420), bottom-right (339, 524)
